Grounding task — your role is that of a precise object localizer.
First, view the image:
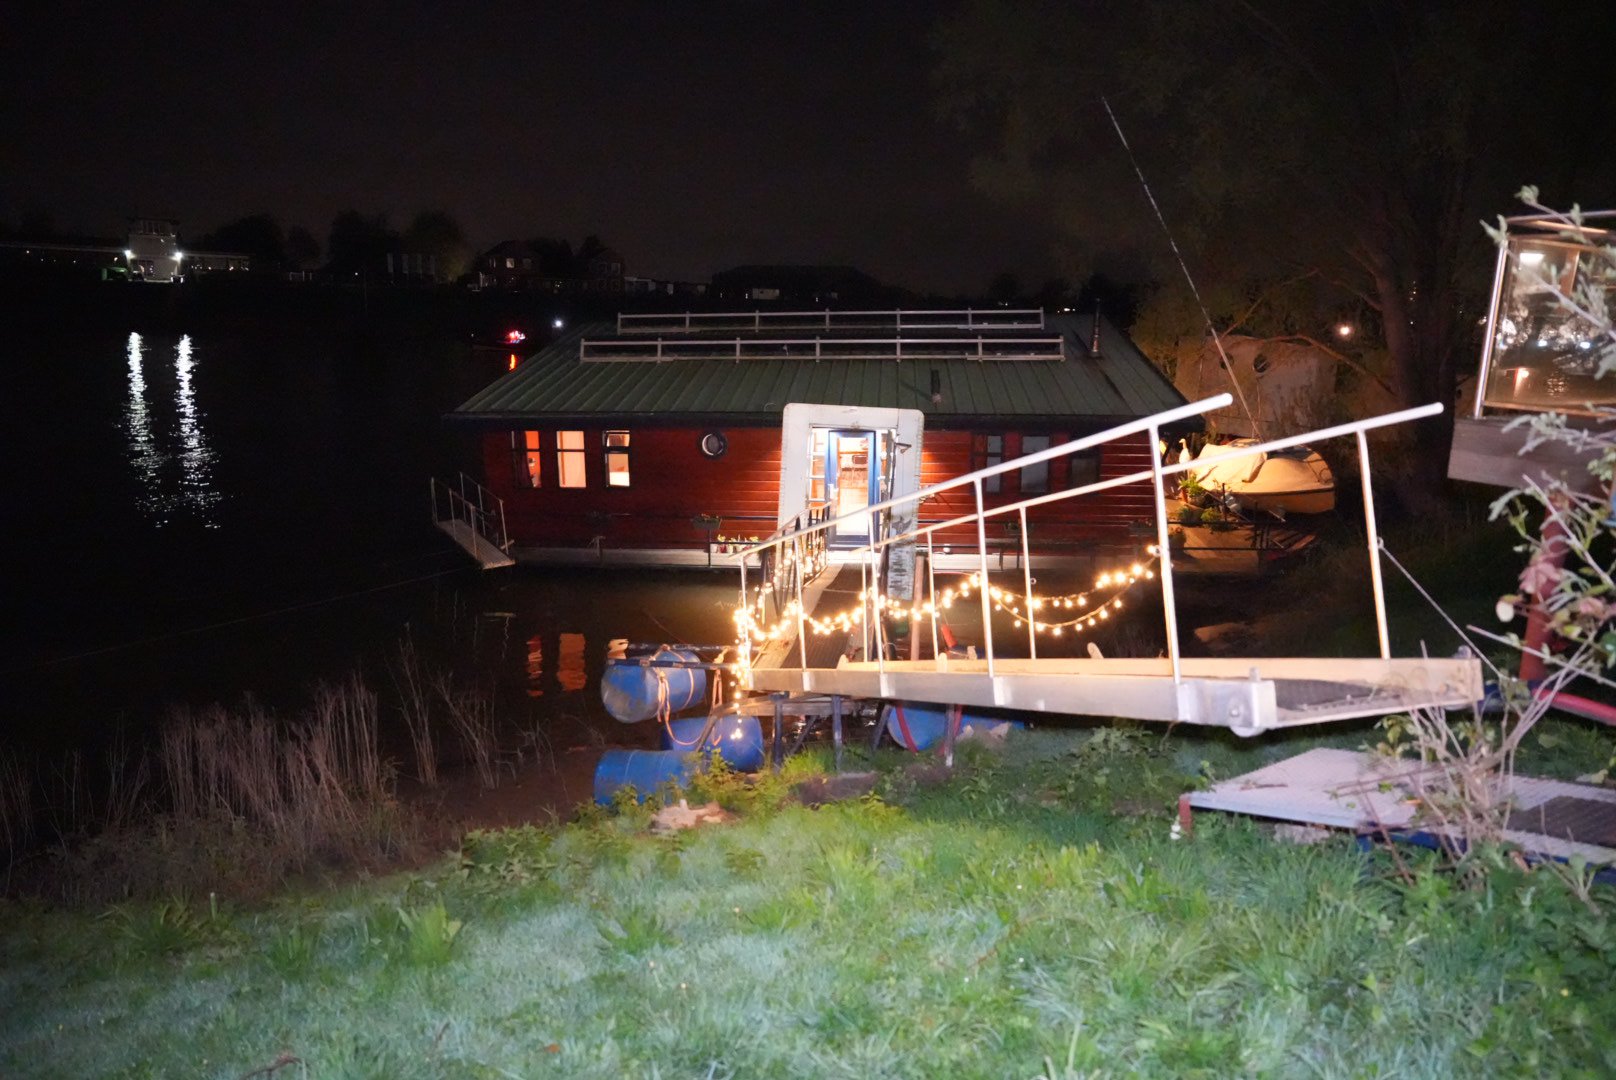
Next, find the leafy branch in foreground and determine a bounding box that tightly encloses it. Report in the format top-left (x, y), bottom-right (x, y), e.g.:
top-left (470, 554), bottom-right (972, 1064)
top-left (1384, 193), bottom-right (1616, 864)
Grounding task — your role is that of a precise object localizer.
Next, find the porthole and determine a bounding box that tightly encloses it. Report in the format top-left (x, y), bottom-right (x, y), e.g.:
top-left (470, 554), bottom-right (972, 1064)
top-left (699, 431), bottom-right (728, 458)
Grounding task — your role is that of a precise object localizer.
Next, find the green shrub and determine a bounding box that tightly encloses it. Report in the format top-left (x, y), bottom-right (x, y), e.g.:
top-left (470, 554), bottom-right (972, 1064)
top-left (394, 900), bottom-right (462, 967)
top-left (265, 923), bottom-right (322, 980)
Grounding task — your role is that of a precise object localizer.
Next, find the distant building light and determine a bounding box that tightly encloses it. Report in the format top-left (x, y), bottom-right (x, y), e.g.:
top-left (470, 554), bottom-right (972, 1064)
top-left (1336, 323), bottom-right (1353, 338)
top-left (505, 329), bottom-right (526, 345)
top-left (124, 249), bottom-right (133, 258)
top-left (175, 251), bottom-right (185, 260)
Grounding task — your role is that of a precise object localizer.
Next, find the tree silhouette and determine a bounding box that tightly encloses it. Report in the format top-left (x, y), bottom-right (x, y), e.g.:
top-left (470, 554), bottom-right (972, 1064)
top-left (326, 211), bottom-right (397, 275)
top-left (935, 0), bottom-right (1616, 496)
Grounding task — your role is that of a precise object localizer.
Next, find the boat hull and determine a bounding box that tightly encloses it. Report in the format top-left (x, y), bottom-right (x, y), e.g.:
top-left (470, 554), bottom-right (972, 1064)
top-left (1192, 441), bottom-right (1335, 515)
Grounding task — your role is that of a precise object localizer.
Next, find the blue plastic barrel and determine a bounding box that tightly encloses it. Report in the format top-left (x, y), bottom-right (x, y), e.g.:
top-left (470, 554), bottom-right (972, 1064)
top-left (592, 749), bottom-right (696, 804)
top-left (662, 712), bottom-right (766, 772)
top-left (600, 648), bottom-right (708, 724)
top-left (881, 702), bottom-right (1026, 752)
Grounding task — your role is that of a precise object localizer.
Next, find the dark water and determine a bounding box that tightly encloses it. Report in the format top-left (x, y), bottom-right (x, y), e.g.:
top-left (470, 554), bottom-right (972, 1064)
top-left (1, 305), bottom-right (737, 757)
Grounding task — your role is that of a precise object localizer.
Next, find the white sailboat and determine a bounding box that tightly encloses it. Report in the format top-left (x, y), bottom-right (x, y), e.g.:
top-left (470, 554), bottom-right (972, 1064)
top-left (1191, 439), bottom-right (1335, 515)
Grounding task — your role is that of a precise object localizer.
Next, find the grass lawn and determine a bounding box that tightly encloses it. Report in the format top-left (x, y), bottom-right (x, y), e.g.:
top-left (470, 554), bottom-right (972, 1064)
top-left (4, 719), bottom-right (1615, 1079)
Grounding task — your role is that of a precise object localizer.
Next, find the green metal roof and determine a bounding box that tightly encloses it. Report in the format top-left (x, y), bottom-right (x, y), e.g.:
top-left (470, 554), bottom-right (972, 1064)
top-left (449, 313), bottom-right (1194, 430)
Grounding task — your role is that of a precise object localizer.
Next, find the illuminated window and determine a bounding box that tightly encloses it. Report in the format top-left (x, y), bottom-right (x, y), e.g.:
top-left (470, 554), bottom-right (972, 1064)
top-left (511, 430), bottom-right (542, 488)
top-left (604, 431), bottom-right (631, 487)
top-left (557, 430), bottom-right (587, 488)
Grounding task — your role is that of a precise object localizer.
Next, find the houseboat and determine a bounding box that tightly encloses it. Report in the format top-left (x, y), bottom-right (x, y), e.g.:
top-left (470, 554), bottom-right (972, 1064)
top-left (441, 308), bottom-right (1200, 567)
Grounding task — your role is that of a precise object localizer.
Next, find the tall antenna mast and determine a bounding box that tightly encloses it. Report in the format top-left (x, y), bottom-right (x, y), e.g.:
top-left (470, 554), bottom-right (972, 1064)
top-left (1101, 97), bottom-right (1260, 437)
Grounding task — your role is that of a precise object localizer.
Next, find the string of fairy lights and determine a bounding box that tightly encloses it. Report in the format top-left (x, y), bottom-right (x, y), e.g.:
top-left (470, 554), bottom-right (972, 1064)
top-left (732, 543), bottom-right (1162, 645)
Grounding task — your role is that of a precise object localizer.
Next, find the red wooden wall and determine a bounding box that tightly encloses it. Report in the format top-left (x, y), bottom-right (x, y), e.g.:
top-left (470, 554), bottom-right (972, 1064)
top-left (917, 432), bottom-right (1157, 553)
top-left (481, 425), bottom-right (1158, 553)
top-left (482, 426), bottom-right (782, 549)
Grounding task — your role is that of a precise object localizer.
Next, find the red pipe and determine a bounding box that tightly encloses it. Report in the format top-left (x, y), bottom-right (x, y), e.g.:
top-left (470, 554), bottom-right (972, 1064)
top-left (1536, 688), bottom-right (1616, 728)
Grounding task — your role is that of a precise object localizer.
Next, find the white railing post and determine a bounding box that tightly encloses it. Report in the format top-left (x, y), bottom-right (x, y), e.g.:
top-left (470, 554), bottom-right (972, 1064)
top-left (739, 554), bottom-right (750, 681)
top-left (1358, 431), bottom-right (1391, 658)
top-left (1020, 505), bottom-right (1036, 660)
top-left (1146, 423), bottom-right (1183, 684)
top-left (869, 509), bottom-right (886, 672)
top-left (974, 478), bottom-right (995, 678)
top-left (859, 555), bottom-right (869, 663)
top-left (926, 530), bottom-right (939, 663)
top-left (794, 536), bottom-right (808, 669)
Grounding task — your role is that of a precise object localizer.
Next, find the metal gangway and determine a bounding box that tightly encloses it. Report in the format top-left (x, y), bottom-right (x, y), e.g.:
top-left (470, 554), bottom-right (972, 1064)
top-left (736, 394), bottom-right (1482, 739)
top-left (431, 472), bottom-right (514, 569)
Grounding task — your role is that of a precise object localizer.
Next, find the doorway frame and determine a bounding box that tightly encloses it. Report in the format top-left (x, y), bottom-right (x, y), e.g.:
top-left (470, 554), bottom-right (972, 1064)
top-left (777, 404), bottom-right (925, 532)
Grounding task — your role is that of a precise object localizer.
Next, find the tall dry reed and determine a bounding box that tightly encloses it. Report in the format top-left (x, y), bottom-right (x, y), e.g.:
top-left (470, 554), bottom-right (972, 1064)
top-left (433, 673), bottom-right (501, 789)
top-left (159, 676), bottom-right (398, 869)
top-left (389, 635), bottom-right (439, 786)
top-left (0, 753), bottom-right (33, 866)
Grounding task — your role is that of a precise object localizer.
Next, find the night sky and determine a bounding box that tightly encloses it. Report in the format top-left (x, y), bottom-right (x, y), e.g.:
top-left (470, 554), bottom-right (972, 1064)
top-left (1, 2), bottom-right (1053, 294)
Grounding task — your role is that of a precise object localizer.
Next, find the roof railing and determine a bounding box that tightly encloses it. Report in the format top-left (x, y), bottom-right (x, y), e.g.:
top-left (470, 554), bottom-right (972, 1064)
top-left (615, 308), bottom-right (1046, 334)
top-left (580, 334), bottom-right (1065, 363)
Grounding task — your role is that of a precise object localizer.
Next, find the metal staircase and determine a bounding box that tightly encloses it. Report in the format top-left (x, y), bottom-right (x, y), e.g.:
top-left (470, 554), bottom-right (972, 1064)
top-left (431, 472), bottom-right (514, 569)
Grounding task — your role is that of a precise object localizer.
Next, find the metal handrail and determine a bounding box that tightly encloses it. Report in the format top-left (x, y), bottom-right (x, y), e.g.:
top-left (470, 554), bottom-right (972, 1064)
top-left (616, 308), bottom-right (1047, 334)
top-left (431, 474), bottom-right (509, 553)
top-left (580, 334), bottom-right (1064, 362)
top-left (738, 395), bottom-right (1444, 686)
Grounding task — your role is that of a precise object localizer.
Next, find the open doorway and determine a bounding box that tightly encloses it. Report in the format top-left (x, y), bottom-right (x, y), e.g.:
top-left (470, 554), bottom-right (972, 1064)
top-left (777, 403), bottom-right (925, 554)
top-left (810, 429), bottom-right (890, 545)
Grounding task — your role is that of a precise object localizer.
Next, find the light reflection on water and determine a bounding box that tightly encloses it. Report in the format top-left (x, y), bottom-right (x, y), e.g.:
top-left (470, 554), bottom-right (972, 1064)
top-left (173, 335), bottom-right (220, 523)
top-left (121, 331), bottom-right (221, 527)
top-left (124, 332), bottom-right (164, 515)
top-left (557, 632), bottom-right (587, 691)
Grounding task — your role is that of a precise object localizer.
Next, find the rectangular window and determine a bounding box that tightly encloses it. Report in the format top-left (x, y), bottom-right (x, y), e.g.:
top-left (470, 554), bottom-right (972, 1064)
top-left (557, 430), bottom-right (587, 488)
top-left (1068, 449), bottom-right (1101, 490)
top-left (984, 435), bottom-right (1003, 493)
top-left (511, 430), bottom-right (542, 488)
top-left (1020, 435), bottom-right (1051, 493)
top-left (604, 430), bottom-right (631, 487)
